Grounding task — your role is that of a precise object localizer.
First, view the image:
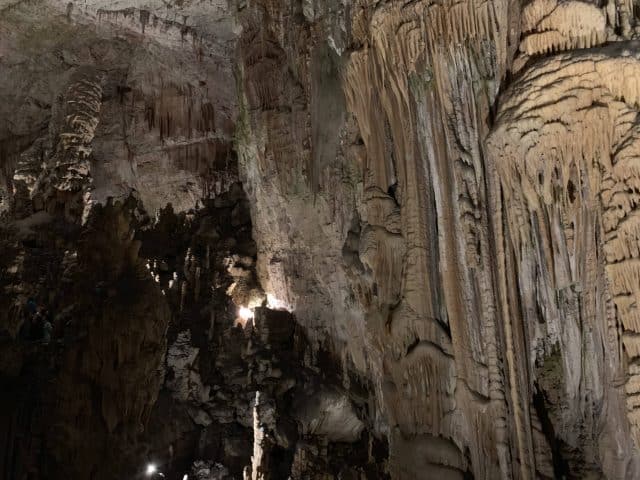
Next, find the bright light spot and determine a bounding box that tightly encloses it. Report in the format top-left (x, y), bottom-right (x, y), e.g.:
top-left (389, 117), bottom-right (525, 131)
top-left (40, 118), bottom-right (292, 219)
top-left (266, 293), bottom-right (290, 311)
top-left (238, 306), bottom-right (254, 321)
top-left (235, 306), bottom-right (254, 328)
top-left (183, 475), bottom-right (189, 480)
top-left (266, 293), bottom-right (281, 310)
top-left (146, 464), bottom-right (157, 476)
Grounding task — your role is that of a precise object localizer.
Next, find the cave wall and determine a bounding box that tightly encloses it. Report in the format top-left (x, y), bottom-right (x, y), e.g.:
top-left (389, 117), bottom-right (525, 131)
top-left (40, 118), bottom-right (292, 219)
top-left (235, 0), bottom-right (640, 479)
top-left (3, 0), bottom-right (640, 478)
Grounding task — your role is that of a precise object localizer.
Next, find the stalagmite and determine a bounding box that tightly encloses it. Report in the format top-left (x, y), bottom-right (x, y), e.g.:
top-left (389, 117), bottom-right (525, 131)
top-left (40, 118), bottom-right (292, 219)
top-left (250, 391), bottom-right (265, 480)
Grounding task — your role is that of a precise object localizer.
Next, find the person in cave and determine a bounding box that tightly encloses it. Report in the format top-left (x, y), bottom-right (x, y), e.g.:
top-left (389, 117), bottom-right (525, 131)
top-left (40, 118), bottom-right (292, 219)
top-left (94, 281), bottom-right (107, 299)
top-left (22, 305), bottom-right (56, 344)
top-left (26, 297), bottom-right (37, 316)
top-left (30, 307), bottom-right (44, 342)
top-left (42, 314), bottom-right (53, 345)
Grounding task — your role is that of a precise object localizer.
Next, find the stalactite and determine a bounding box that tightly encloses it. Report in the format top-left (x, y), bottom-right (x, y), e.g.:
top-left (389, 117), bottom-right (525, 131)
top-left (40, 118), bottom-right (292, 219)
top-left (338, 0), bottom-right (517, 474)
top-left (487, 43), bottom-right (640, 471)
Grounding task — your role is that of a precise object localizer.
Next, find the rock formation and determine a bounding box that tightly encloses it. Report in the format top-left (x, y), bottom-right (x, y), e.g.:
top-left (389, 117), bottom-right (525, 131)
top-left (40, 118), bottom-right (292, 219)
top-left (3, 0), bottom-right (640, 478)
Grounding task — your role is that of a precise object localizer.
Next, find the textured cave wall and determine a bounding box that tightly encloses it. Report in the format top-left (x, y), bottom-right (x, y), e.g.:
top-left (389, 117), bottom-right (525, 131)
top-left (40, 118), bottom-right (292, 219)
top-left (4, 0), bottom-right (640, 479)
top-left (0, 2), bottom-right (387, 479)
top-left (0, 0), bottom-right (238, 218)
top-left (235, 1), bottom-right (516, 478)
top-left (0, 195), bottom-right (172, 479)
top-left (234, 0), bottom-right (640, 479)
top-left (487, 44), bottom-right (640, 477)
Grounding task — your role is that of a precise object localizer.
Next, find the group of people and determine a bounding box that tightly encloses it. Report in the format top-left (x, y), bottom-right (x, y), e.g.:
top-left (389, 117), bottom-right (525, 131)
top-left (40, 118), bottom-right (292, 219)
top-left (20, 298), bottom-right (54, 344)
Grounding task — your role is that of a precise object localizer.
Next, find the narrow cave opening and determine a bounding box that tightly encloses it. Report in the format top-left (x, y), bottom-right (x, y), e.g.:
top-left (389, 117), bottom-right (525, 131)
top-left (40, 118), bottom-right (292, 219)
top-left (567, 180), bottom-right (576, 204)
top-left (388, 181), bottom-right (399, 204)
